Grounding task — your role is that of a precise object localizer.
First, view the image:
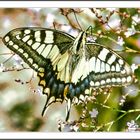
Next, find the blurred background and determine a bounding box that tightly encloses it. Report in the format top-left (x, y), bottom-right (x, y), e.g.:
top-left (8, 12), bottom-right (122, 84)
top-left (0, 8), bottom-right (140, 132)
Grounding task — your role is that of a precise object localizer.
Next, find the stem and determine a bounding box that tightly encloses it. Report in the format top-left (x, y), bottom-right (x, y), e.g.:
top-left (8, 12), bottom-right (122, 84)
top-left (135, 114), bottom-right (140, 121)
top-left (0, 52), bottom-right (14, 56)
top-left (2, 67), bottom-right (30, 72)
top-left (92, 32), bottom-right (119, 45)
top-left (2, 54), bottom-right (15, 64)
top-left (95, 108), bottom-right (140, 131)
top-left (94, 101), bottom-right (126, 113)
top-left (125, 47), bottom-right (140, 54)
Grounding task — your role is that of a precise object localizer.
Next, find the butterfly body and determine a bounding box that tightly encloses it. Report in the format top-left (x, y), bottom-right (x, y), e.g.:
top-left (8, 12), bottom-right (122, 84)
top-left (3, 27), bottom-right (134, 120)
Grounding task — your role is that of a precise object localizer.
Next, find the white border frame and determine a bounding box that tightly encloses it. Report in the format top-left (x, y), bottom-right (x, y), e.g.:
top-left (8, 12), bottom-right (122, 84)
top-left (0, 1), bottom-right (139, 8)
top-left (0, 1), bottom-right (139, 139)
top-left (0, 132), bottom-right (140, 139)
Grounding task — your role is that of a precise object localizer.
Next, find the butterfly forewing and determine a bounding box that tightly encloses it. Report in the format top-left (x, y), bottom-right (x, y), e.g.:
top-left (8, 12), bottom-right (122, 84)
top-left (3, 27), bottom-right (75, 72)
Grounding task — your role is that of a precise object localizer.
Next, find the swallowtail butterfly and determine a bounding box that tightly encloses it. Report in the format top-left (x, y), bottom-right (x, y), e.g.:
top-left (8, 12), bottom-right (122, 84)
top-left (2, 27), bottom-right (134, 120)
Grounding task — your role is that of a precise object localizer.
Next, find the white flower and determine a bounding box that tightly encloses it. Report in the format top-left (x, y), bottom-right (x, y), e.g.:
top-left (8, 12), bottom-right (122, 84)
top-left (127, 120), bottom-right (139, 132)
top-left (13, 55), bottom-right (23, 68)
top-left (119, 98), bottom-right (125, 106)
top-left (3, 18), bottom-right (11, 28)
top-left (97, 30), bottom-right (102, 34)
top-left (69, 29), bottom-right (79, 38)
top-left (86, 36), bottom-right (97, 43)
top-left (108, 18), bottom-right (121, 29)
top-left (131, 63), bottom-right (138, 73)
top-left (29, 8), bottom-right (42, 12)
top-left (117, 36), bottom-right (125, 46)
top-left (61, 25), bottom-right (71, 32)
top-left (58, 120), bottom-right (79, 132)
top-left (89, 108), bottom-right (98, 118)
top-left (124, 25), bottom-right (136, 38)
top-left (72, 124), bottom-right (79, 132)
top-left (106, 8), bottom-right (117, 12)
top-left (132, 14), bottom-right (140, 23)
top-left (0, 63), bottom-right (5, 72)
top-left (36, 86), bottom-right (43, 95)
top-left (123, 84), bottom-right (139, 97)
top-left (62, 124), bottom-right (72, 132)
top-left (46, 13), bottom-right (54, 24)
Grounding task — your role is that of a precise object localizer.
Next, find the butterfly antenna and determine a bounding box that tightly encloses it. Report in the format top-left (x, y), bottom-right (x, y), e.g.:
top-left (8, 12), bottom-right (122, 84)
top-left (72, 9), bottom-right (83, 31)
top-left (86, 26), bottom-right (93, 36)
top-left (2, 53), bottom-right (15, 64)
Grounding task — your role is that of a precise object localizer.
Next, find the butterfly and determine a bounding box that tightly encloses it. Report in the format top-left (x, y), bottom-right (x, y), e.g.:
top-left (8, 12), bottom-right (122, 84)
top-left (2, 27), bottom-right (134, 121)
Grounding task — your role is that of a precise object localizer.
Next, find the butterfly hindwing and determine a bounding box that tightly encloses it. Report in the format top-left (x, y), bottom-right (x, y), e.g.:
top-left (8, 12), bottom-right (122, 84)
top-left (85, 43), bottom-right (133, 87)
top-left (64, 42), bottom-right (133, 102)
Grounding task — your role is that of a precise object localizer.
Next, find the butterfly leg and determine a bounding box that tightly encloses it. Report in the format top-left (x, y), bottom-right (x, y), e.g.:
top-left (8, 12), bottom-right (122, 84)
top-left (65, 99), bottom-right (71, 121)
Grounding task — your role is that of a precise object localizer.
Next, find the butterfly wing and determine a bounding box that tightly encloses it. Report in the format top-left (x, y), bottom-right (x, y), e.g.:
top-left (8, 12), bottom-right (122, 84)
top-left (3, 28), bottom-right (134, 100)
top-left (3, 27), bottom-right (78, 118)
top-left (2, 28), bottom-right (134, 120)
top-left (3, 27), bottom-right (75, 72)
top-left (86, 43), bottom-right (133, 86)
top-left (68, 42), bottom-right (134, 99)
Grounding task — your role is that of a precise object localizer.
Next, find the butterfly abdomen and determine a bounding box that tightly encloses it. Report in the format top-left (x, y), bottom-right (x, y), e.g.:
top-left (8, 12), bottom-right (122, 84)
top-left (65, 77), bottom-right (90, 100)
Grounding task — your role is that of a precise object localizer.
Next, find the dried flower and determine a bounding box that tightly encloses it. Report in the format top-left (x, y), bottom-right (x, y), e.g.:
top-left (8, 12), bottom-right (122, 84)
top-left (58, 120), bottom-right (79, 132)
top-left (117, 36), bottom-right (125, 46)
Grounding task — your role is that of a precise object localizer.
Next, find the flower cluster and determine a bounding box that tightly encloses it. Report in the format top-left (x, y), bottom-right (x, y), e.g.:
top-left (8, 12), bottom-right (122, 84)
top-left (126, 120), bottom-right (139, 132)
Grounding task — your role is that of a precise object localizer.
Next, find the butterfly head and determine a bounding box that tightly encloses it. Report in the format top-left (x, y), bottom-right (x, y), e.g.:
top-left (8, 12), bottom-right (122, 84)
top-left (72, 30), bottom-right (87, 54)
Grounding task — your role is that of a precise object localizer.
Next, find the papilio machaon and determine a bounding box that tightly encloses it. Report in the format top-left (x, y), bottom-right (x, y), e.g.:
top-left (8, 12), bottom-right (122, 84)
top-left (2, 27), bottom-right (134, 120)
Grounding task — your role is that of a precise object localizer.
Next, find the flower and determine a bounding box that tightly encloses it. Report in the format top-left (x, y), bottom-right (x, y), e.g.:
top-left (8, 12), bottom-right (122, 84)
top-left (36, 86), bottom-right (43, 95)
top-left (0, 63), bottom-right (5, 72)
top-left (117, 36), bottom-right (125, 46)
top-left (132, 14), bottom-right (140, 23)
top-left (86, 36), bottom-right (97, 43)
top-left (131, 63), bottom-right (138, 72)
top-left (57, 120), bottom-right (79, 132)
top-left (89, 108), bottom-right (98, 118)
top-left (46, 13), bottom-right (54, 24)
top-left (3, 18), bottom-right (11, 28)
top-left (123, 84), bottom-right (139, 97)
top-left (119, 98), bottom-right (126, 106)
top-left (124, 25), bottom-right (136, 38)
top-left (13, 55), bottom-right (23, 68)
top-left (29, 8), bottom-right (41, 12)
top-left (127, 120), bottom-right (139, 132)
top-left (106, 8), bottom-right (117, 12)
